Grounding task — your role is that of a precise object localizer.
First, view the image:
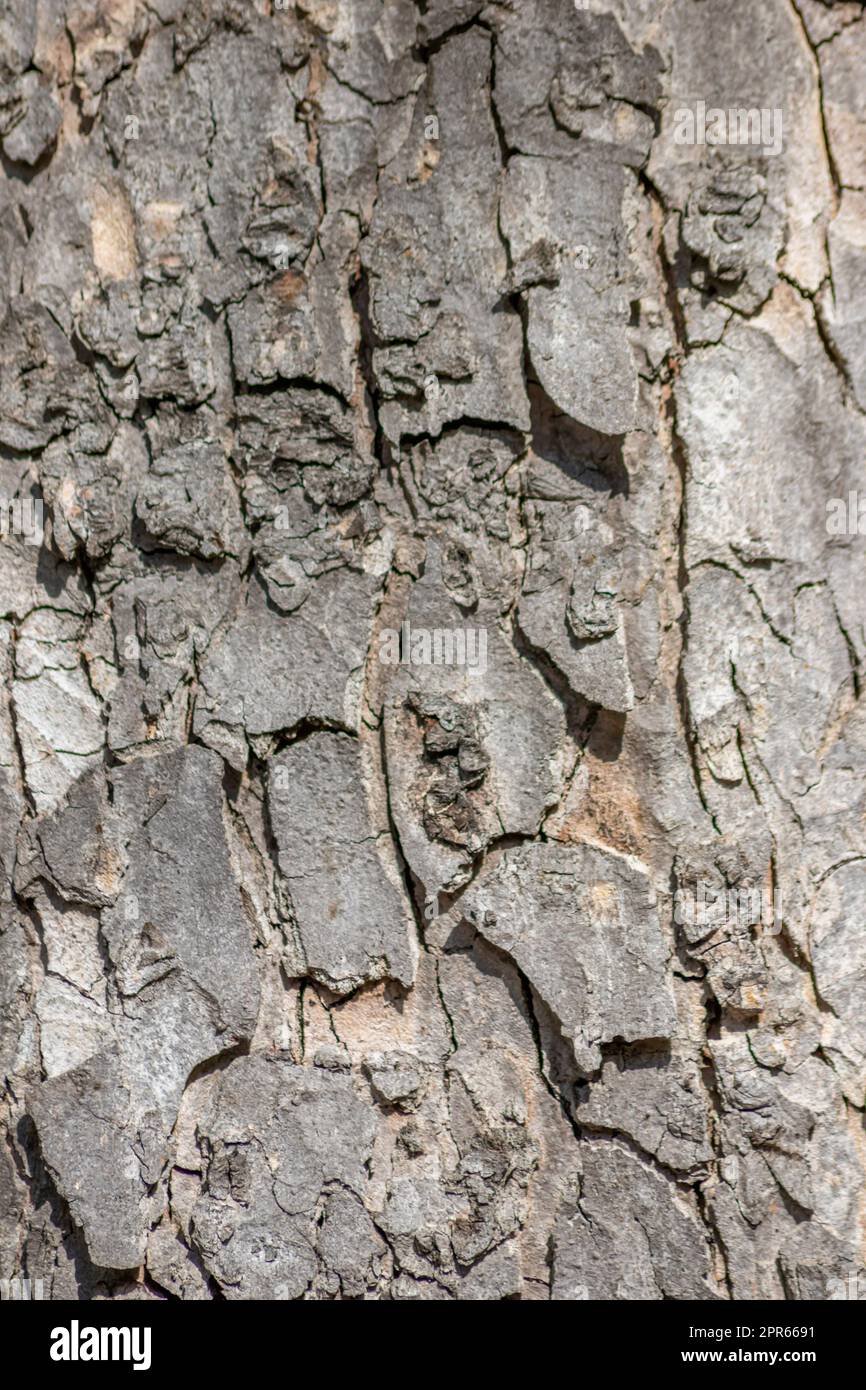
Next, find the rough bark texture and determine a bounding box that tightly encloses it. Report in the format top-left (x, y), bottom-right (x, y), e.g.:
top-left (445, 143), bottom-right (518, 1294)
top-left (1, 0), bottom-right (865, 1302)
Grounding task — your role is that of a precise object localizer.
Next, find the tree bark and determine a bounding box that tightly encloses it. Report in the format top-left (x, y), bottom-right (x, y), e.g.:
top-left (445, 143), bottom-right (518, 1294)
top-left (1, 0), bottom-right (864, 1301)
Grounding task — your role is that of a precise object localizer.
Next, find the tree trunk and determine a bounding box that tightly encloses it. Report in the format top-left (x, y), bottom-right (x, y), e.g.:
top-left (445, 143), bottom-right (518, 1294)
top-left (1, 0), bottom-right (864, 1302)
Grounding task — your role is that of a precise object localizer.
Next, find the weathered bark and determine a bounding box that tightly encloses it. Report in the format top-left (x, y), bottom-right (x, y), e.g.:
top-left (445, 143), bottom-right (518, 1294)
top-left (0, 0), bottom-right (864, 1301)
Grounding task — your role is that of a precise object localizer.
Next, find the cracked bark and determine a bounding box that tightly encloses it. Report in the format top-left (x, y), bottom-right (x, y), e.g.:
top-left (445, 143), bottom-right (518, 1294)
top-left (0, 0), bottom-right (865, 1302)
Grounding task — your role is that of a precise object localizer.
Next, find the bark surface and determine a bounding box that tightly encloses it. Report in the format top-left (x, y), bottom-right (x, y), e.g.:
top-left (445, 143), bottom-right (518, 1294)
top-left (1, 0), bottom-right (865, 1301)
